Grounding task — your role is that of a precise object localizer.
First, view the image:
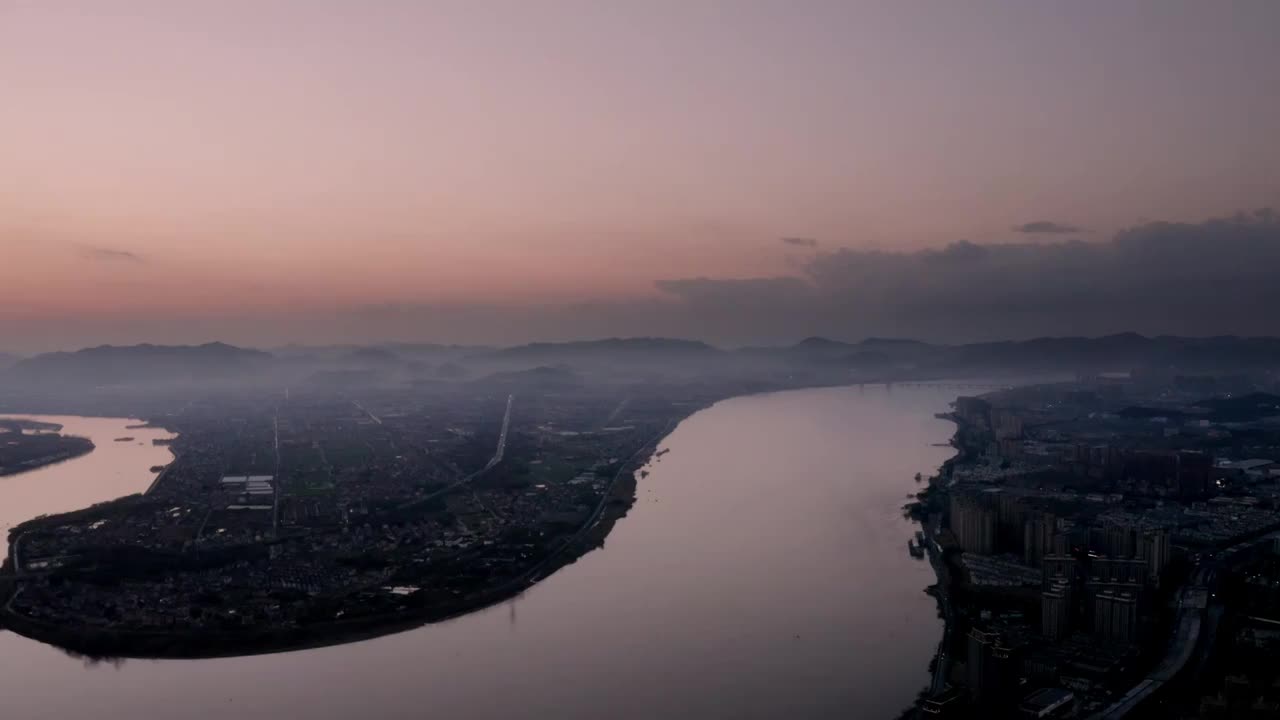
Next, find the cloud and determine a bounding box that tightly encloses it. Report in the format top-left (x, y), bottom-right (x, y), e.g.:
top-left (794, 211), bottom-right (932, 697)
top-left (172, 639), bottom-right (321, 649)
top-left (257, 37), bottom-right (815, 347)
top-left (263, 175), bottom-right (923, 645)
top-left (1012, 221), bottom-right (1085, 234)
top-left (656, 276), bottom-right (811, 305)
top-left (9, 211), bottom-right (1278, 350)
top-left (652, 209), bottom-right (1280, 343)
top-left (780, 237), bottom-right (819, 248)
top-left (922, 239), bottom-right (987, 264)
top-left (78, 245), bottom-right (144, 263)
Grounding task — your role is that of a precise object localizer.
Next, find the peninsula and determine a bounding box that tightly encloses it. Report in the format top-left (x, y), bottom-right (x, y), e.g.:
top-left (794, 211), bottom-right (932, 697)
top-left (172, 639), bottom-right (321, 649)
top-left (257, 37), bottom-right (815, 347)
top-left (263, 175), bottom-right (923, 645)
top-left (0, 372), bottom-right (725, 657)
top-left (0, 421), bottom-right (95, 477)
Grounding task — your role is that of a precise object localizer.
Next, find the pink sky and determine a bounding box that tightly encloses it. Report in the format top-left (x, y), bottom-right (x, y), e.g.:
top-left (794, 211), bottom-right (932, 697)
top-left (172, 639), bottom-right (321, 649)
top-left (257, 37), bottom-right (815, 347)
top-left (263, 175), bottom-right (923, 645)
top-left (3, 1), bottom-right (1279, 350)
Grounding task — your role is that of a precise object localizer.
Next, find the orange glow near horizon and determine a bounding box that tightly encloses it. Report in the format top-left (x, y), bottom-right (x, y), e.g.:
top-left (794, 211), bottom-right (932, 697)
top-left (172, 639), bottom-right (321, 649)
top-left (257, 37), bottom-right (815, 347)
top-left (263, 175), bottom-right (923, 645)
top-left (3, 2), bottom-right (1279, 349)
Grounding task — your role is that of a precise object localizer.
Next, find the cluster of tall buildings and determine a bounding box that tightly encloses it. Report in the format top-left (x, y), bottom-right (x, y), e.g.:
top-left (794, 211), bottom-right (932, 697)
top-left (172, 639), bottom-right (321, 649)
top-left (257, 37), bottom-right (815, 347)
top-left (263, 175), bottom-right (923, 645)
top-left (950, 491), bottom-right (997, 555)
top-left (1040, 577), bottom-right (1071, 642)
top-left (1042, 525), bottom-right (1170, 649)
top-left (1092, 589), bottom-right (1139, 646)
top-left (948, 488), bottom-right (1069, 567)
top-left (966, 627), bottom-right (1022, 704)
top-left (928, 380), bottom-right (1280, 716)
top-left (948, 486), bottom-right (1175, 655)
top-left (1058, 445), bottom-right (1214, 499)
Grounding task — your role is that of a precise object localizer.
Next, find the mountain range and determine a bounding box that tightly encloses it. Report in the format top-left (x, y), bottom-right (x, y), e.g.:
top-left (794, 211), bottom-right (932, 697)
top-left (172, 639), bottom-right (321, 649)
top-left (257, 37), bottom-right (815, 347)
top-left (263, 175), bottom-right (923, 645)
top-left (5, 342), bottom-right (273, 386)
top-left (5, 333), bottom-right (1280, 388)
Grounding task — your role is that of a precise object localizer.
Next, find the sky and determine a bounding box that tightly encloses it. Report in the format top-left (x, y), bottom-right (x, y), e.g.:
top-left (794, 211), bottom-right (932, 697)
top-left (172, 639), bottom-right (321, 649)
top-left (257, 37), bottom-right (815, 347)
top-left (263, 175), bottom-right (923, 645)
top-left (2, 1), bottom-right (1279, 351)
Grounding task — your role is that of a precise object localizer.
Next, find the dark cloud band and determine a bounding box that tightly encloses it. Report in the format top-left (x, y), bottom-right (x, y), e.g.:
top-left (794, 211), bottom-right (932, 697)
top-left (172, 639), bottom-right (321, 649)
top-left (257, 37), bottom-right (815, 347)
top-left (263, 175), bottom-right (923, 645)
top-left (1013, 221), bottom-right (1085, 234)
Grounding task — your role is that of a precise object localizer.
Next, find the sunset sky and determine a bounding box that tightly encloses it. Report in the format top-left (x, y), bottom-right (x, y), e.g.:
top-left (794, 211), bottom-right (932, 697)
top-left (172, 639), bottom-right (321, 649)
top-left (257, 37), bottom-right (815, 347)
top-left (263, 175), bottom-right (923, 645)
top-left (3, 1), bottom-right (1279, 351)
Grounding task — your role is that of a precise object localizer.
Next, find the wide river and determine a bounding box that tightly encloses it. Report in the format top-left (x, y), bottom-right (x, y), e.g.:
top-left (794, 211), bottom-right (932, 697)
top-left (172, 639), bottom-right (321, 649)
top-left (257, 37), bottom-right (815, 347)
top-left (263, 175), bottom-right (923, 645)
top-left (0, 384), bottom-right (961, 719)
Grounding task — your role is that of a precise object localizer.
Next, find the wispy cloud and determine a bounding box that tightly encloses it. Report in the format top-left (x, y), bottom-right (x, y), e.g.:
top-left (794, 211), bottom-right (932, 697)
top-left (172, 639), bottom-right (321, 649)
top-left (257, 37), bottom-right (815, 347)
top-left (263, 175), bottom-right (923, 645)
top-left (78, 245), bottom-right (144, 263)
top-left (1012, 221), bottom-right (1085, 234)
top-left (780, 237), bottom-right (819, 248)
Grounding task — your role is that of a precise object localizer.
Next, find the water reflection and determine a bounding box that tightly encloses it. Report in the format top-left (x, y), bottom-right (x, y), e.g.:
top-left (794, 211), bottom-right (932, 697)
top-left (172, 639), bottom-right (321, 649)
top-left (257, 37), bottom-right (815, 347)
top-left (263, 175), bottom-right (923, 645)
top-left (0, 386), bottom-right (960, 720)
top-left (0, 415), bottom-right (175, 558)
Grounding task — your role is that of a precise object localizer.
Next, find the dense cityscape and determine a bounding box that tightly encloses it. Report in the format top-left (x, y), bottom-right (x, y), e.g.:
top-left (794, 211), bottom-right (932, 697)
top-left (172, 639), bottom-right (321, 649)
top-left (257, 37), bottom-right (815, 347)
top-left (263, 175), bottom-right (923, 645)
top-left (908, 374), bottom-right (1280, 718)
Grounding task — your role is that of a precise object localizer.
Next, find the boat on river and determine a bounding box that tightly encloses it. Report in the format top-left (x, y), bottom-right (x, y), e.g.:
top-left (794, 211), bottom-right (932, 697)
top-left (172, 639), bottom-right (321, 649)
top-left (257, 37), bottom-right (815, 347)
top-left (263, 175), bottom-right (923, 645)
top-left (908, 539), bottom-right (925, 558)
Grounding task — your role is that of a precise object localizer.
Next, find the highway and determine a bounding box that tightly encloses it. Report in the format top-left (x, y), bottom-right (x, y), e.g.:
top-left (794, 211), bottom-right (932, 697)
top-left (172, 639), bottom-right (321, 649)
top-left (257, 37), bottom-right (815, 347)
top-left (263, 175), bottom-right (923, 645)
top-left (925, 517), bottom-right (954, 695)
top-left (485, 394), bottom-right (514, 470)
top-left (272, 412), bottom-right (281, 533)
top-left (599, 397), bottom-right (630, 429)
top-left (1089, 530), bottom-right (1280, 719)
top-left (523, 417), bottom-right (674, 583)
top-left (352, 400), bottom-right (383, 425)
top-left (413, 394), bottom-right (513, 504)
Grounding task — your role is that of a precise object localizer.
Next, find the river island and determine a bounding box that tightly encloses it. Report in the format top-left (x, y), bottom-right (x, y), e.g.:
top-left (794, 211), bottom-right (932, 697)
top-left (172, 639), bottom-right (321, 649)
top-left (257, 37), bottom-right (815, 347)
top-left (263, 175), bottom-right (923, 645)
top-left (0, 421), bottom-right (95, 478)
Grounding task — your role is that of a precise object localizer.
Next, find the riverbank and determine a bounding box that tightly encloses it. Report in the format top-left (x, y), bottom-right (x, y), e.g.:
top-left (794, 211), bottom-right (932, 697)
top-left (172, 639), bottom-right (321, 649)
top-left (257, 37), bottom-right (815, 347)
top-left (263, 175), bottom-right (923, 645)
top-left (0, 462), bottom-right (647, 660)
top-left (0, 436), bottom-right (95, 477)
top-left (900, 410), bottom-right (986, 718)
top-left (1, 387), bottom-right (918, 665)
top-left (0, 400), bottom-right (674, 659)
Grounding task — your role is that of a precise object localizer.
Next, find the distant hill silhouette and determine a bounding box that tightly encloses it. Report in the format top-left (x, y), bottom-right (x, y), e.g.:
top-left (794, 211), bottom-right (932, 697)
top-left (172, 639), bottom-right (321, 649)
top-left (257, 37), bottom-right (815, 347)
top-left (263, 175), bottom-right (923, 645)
top-left (474, 365), bottom-right (583, 390)
top-left (6, 334), bottom-right (1280, 388)
top-left (937, 334), bottom-right (1280, 372)
top-left (435, 361), bottom-right (468, 379)
top-left (6, 343), bottom-right (274, 386)
top-left (785, 336), bottom-right (935, 367)
top-left (1192, 392), bottom-right (1280, 422)
top-left (791, 336), bottom-right (854, 353)
top-left (340, 346), bottom-right (402, 367)
top-left (477, 338), bottom-right (721, 366)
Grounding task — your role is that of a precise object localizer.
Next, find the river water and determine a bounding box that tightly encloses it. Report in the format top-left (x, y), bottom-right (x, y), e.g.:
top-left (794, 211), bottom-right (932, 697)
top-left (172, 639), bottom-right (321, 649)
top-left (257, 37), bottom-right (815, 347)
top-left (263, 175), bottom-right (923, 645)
top-left (0, 384), bottom-right (959, 720)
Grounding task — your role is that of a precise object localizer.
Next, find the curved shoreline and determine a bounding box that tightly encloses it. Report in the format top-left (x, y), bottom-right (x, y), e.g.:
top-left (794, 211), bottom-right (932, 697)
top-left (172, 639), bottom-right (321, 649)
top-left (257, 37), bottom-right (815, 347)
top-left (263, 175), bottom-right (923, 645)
top-left (0, 461), bottom-right (643, 660)
top-left (1, 384), bottom-right (951, 662)
top-left (0, 395), bottom-right (676, 660)
top-left (0, 439), bottom-right (96, 479)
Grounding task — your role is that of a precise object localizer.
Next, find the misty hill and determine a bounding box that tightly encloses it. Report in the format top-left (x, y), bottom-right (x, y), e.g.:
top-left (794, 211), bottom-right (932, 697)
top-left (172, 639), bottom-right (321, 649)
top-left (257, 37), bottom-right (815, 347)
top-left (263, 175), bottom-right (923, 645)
top-left (436, 361), bottom-right (468, 379)
top-left (5, 343), bottom-right (275, 386)
top-left (267, 343), bottom-right (493, 384)
top-left (5, 334), bottom-right (1280, 393)
top-left (936, 334), bottom-right (1280, 372)
top-left (790, 337), bottom-right (854, 354)
top-left (306, 334), bottom-right (1280, 378)
top-left (272, 343), bottom-right (484, 366)
top-left (477, 338), bottom-right (722, 366)
top-left (940, 333), bottom-right (1154, 370)
top-left (783, 337), bottom-right (936, 366)
top-left (1192, 392), bottom-right (1280, 422)
top-left (473, 365), bottom-right (583, 391)
top-left (340, 346), bottom-right (402, 367)
top-left (382, 342), bottom-right (491, 359)
top-left (729, 333), bottom-right (1280, 376)
top-left (0, 353), bottom-right (19, 370)
top-left (488, 337), bottom-right (718, 358)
